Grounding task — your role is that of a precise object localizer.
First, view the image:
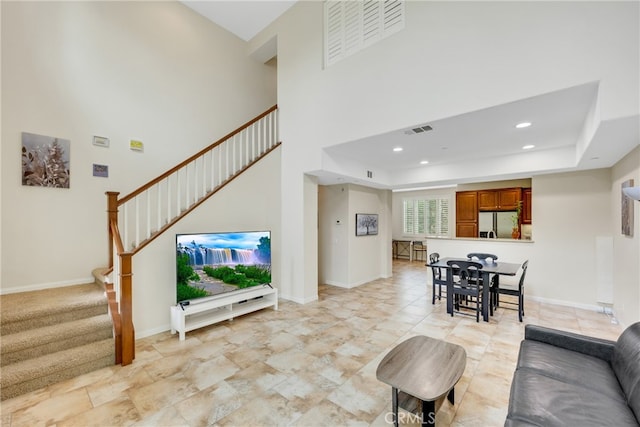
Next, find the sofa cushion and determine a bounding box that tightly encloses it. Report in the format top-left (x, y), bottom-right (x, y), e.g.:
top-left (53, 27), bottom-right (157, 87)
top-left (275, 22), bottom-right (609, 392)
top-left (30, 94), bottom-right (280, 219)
top-left (517, 340), bottom-right (626, 402)
top-left (612, 322), bottom-right (640, 420)
top-left (507, 368), bottom-right (639, 427)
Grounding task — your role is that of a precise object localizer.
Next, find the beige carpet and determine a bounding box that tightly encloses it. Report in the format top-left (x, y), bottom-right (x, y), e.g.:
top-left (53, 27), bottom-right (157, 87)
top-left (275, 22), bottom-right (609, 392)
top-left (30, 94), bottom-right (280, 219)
top-left (0, 282), bottom-right (115, 400)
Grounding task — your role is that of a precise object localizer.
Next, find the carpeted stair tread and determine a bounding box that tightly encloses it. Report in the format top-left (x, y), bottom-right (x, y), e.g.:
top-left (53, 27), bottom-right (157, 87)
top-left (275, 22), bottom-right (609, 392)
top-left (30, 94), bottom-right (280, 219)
top-left (0, 282), bottom-right (116, 400)
top-left (1, 314), bottom-right (113, 365)
top-left (0, 338), bottom-right (114, 400)
top-left (0, 283), bottom-right (107, 335)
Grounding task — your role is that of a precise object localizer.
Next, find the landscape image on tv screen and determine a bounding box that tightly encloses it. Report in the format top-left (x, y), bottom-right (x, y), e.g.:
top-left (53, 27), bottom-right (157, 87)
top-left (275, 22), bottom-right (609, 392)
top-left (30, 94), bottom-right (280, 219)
top-left (176, 231), bottom-right (271, 304)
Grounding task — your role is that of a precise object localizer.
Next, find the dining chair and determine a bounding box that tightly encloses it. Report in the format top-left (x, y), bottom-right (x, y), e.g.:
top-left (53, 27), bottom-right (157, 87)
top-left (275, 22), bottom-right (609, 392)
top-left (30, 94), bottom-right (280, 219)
top-left (446, 259), bottom-right (484, 322)
top-left (413, 241), bottom-right (427, 262)
top-left (428, 252), bottom-right (447, 304)
top-left (466, 253), bottom-right (498, 262)
top-left (466, 253), bottom-right (499, 314)
top-left (492, 260), bottom-right (528, 322)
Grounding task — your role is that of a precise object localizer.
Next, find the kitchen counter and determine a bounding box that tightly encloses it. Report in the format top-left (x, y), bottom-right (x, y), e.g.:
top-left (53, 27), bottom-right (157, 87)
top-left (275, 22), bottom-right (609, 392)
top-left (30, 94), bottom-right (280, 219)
top-left (425, 236), bottom-right (534, 266)
top-left (427, 236), bottom-right (534, 243)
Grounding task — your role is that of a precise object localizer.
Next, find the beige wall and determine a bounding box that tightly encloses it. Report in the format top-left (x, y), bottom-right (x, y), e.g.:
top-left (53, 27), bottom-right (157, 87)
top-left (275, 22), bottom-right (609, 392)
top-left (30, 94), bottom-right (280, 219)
top-left (347, 185), bottom-right (392, 286)
top-left (531, 169), bottom-right (613, 307)
top-left (319, 184), bottom-right (392, 289)
top-left (611, 146), bottom-right (640, 325)
top-left (1, 1), bottom-right (277, 292)
top-left (318, 185), bottom-right (349, 287)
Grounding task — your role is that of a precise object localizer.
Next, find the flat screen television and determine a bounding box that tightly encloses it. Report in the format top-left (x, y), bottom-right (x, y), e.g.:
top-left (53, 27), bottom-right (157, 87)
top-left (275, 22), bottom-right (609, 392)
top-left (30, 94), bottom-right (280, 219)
top-left (175, 231), bottom-right (271, 304)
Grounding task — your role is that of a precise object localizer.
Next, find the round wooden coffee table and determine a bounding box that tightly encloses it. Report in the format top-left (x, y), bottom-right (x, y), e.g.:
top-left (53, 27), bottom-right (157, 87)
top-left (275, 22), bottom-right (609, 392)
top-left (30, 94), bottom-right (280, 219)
top-left (376, 335), bottom-right (467, 426)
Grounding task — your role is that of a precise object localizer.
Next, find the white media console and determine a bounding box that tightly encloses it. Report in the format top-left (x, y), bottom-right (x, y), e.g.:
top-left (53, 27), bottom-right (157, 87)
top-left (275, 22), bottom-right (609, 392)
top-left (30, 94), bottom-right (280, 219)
top-left (170, 284), bottom-right (278, 340)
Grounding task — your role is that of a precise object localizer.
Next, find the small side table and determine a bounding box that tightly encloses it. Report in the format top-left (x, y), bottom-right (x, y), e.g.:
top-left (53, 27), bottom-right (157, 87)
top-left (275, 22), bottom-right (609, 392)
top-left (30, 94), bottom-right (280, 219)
top-left (376, 335), bottom-right (467, 426)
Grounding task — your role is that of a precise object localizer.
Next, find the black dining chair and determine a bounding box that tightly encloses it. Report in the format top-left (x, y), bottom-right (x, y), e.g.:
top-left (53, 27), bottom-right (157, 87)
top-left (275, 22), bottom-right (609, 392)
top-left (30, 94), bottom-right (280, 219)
top-left (467, 253), bottom-right (498, 262)
top-left (491, 260), bottom-right (529, 322)
top-left (446, 260), bottom-right (484, 322)
top-left (428, 252), bottom-right (447, 304)
top-left (466, 253), bottom-right (499, 314)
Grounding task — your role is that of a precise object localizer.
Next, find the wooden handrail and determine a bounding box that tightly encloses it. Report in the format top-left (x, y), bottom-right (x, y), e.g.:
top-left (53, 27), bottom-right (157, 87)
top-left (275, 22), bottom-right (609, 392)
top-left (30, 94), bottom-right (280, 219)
top-left (110, 219), bottom-right (125, 254)
top-left (118, 104), bottom-right (277, 206)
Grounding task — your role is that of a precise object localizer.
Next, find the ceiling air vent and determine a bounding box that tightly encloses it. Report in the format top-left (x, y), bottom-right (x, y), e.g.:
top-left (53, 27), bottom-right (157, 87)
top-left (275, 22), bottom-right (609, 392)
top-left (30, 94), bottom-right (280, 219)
top-left (408, 125), bottom-right (433, 134)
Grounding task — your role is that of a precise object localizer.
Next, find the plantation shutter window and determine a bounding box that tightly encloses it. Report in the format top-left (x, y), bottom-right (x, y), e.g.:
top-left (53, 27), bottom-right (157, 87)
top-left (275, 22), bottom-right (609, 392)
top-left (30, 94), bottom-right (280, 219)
top-left (324, 0), bottom-right (405, 67)
top-left (403, 197), bottom-right (450, 237)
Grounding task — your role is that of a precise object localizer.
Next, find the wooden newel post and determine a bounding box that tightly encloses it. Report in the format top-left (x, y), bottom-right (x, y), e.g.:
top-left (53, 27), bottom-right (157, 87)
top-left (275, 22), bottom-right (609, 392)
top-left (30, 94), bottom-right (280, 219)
top-left (106, 192), bottom-right (120, 269)
top-left (120, 252), bottom-right (135, 365)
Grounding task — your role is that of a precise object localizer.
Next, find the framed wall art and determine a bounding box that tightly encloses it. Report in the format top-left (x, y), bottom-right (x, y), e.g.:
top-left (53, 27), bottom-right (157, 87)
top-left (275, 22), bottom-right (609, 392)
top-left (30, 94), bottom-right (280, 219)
top-left (356, 213), bottom-right (378, 236)
top-left (622, 179), bottom-right (634, 236)
top-left (93, 164), bottom-right (109, 178)
top-left (22, 132), bottom-right (70, 188)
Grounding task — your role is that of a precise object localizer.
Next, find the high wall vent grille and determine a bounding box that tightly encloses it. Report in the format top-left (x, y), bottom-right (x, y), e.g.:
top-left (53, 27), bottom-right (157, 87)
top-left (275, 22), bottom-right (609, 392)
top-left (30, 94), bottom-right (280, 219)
top-left (324, 0), bottom-right (405, 68)
top-left (411, 125), bottom-right (433, 134)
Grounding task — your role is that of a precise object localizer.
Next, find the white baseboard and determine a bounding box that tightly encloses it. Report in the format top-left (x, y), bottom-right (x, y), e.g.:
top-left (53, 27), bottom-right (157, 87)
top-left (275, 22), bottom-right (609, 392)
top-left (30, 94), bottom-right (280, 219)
top-left (324, 276), bottom-right (381, 289)
top-left (324, 280), bottom-right (348, 288)
top-left (528, 295), bottom-right (604, 312)
top-left (278, 293), bottom-right (318, 304)
top-left (137, 324), bottom-right (172, 340)
top-left (0, 277), bottom-right (95, 295)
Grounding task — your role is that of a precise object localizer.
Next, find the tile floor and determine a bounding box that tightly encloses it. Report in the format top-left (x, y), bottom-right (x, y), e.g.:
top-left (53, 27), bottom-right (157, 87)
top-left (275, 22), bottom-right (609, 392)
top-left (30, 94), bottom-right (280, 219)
top-left (1, 260), bottom-right (623, 427)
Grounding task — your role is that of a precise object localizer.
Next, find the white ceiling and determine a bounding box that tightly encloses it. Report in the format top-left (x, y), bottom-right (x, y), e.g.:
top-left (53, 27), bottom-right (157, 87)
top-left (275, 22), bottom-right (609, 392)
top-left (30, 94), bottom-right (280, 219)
top-left (182, 1), bottom-right (639, 190)
top-left (325, 83), bottom-right (598, 172)
top-left (180, 1), bottom-right (297, 42)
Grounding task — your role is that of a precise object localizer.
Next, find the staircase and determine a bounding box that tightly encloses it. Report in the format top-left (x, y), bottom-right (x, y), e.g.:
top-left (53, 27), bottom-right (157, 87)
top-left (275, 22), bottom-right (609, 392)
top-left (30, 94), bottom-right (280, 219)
top-left (0, 106), bottom-right (280, 400)
top-left (0, 273), bottom-right (115, 400)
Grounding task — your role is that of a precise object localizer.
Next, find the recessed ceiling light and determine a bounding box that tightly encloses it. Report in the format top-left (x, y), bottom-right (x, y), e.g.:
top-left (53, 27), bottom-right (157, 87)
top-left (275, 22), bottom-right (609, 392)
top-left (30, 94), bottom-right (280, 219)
top-left (516, 122), bottom-right (532, 129)
top-left (420, 160), bottom-right (429, 165)
top-left (522, 145), bottom-right (535, 150)
top-left (393, 147), bottom-right (403, 152)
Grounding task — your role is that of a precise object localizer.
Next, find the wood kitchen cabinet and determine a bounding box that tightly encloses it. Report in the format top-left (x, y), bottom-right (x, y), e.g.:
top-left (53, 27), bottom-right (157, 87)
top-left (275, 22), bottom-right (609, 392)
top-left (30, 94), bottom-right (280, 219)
top-left (498, 188), bottom-right (522, 210)
top-left (478, 188), bottom-right (521, 211)
top-left (478, 190), bottom-right (498, 210)
top-left (522, 188), bottom-right (532, 224)
top-left (456, 191), bottom-right (478, 237)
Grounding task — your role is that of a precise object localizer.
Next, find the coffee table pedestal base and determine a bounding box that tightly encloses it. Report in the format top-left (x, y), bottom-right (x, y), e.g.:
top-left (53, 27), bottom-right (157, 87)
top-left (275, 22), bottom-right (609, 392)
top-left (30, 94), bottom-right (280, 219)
top-left (391, 386), bottom-right (455, 426)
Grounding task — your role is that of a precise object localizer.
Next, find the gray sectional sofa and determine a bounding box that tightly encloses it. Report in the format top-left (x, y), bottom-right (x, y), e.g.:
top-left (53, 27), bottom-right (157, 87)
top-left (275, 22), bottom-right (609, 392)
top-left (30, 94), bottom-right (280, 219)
top-left (506, 322), bottom-right (640, 426)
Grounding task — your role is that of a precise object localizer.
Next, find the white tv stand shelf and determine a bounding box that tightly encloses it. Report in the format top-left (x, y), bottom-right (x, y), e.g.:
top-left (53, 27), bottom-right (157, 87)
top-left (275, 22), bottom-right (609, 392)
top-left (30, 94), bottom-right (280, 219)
top-left (170, 284), bottom-right (278, 340)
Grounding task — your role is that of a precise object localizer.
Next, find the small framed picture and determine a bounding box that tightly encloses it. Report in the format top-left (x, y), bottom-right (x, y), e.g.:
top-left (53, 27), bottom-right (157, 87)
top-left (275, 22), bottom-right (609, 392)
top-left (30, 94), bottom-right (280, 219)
top-left (93, 164), bottom-right (108, 178)
top-left (130, 139), bottom-right (144, 152)
top-left (93, 136), bottom-right (110, 148)
top-left (356, 213), bottom-right (378, 236)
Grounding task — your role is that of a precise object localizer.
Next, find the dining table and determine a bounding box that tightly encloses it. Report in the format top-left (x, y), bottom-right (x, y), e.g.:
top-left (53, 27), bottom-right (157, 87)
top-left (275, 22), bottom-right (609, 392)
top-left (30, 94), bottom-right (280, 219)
top-left (426, 256), bottom-right (521, 322)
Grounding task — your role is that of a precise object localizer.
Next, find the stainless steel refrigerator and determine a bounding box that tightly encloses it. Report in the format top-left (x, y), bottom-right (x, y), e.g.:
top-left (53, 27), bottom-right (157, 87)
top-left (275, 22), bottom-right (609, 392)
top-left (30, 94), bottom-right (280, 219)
top-left (479, 211), bottom-right (516, 238)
